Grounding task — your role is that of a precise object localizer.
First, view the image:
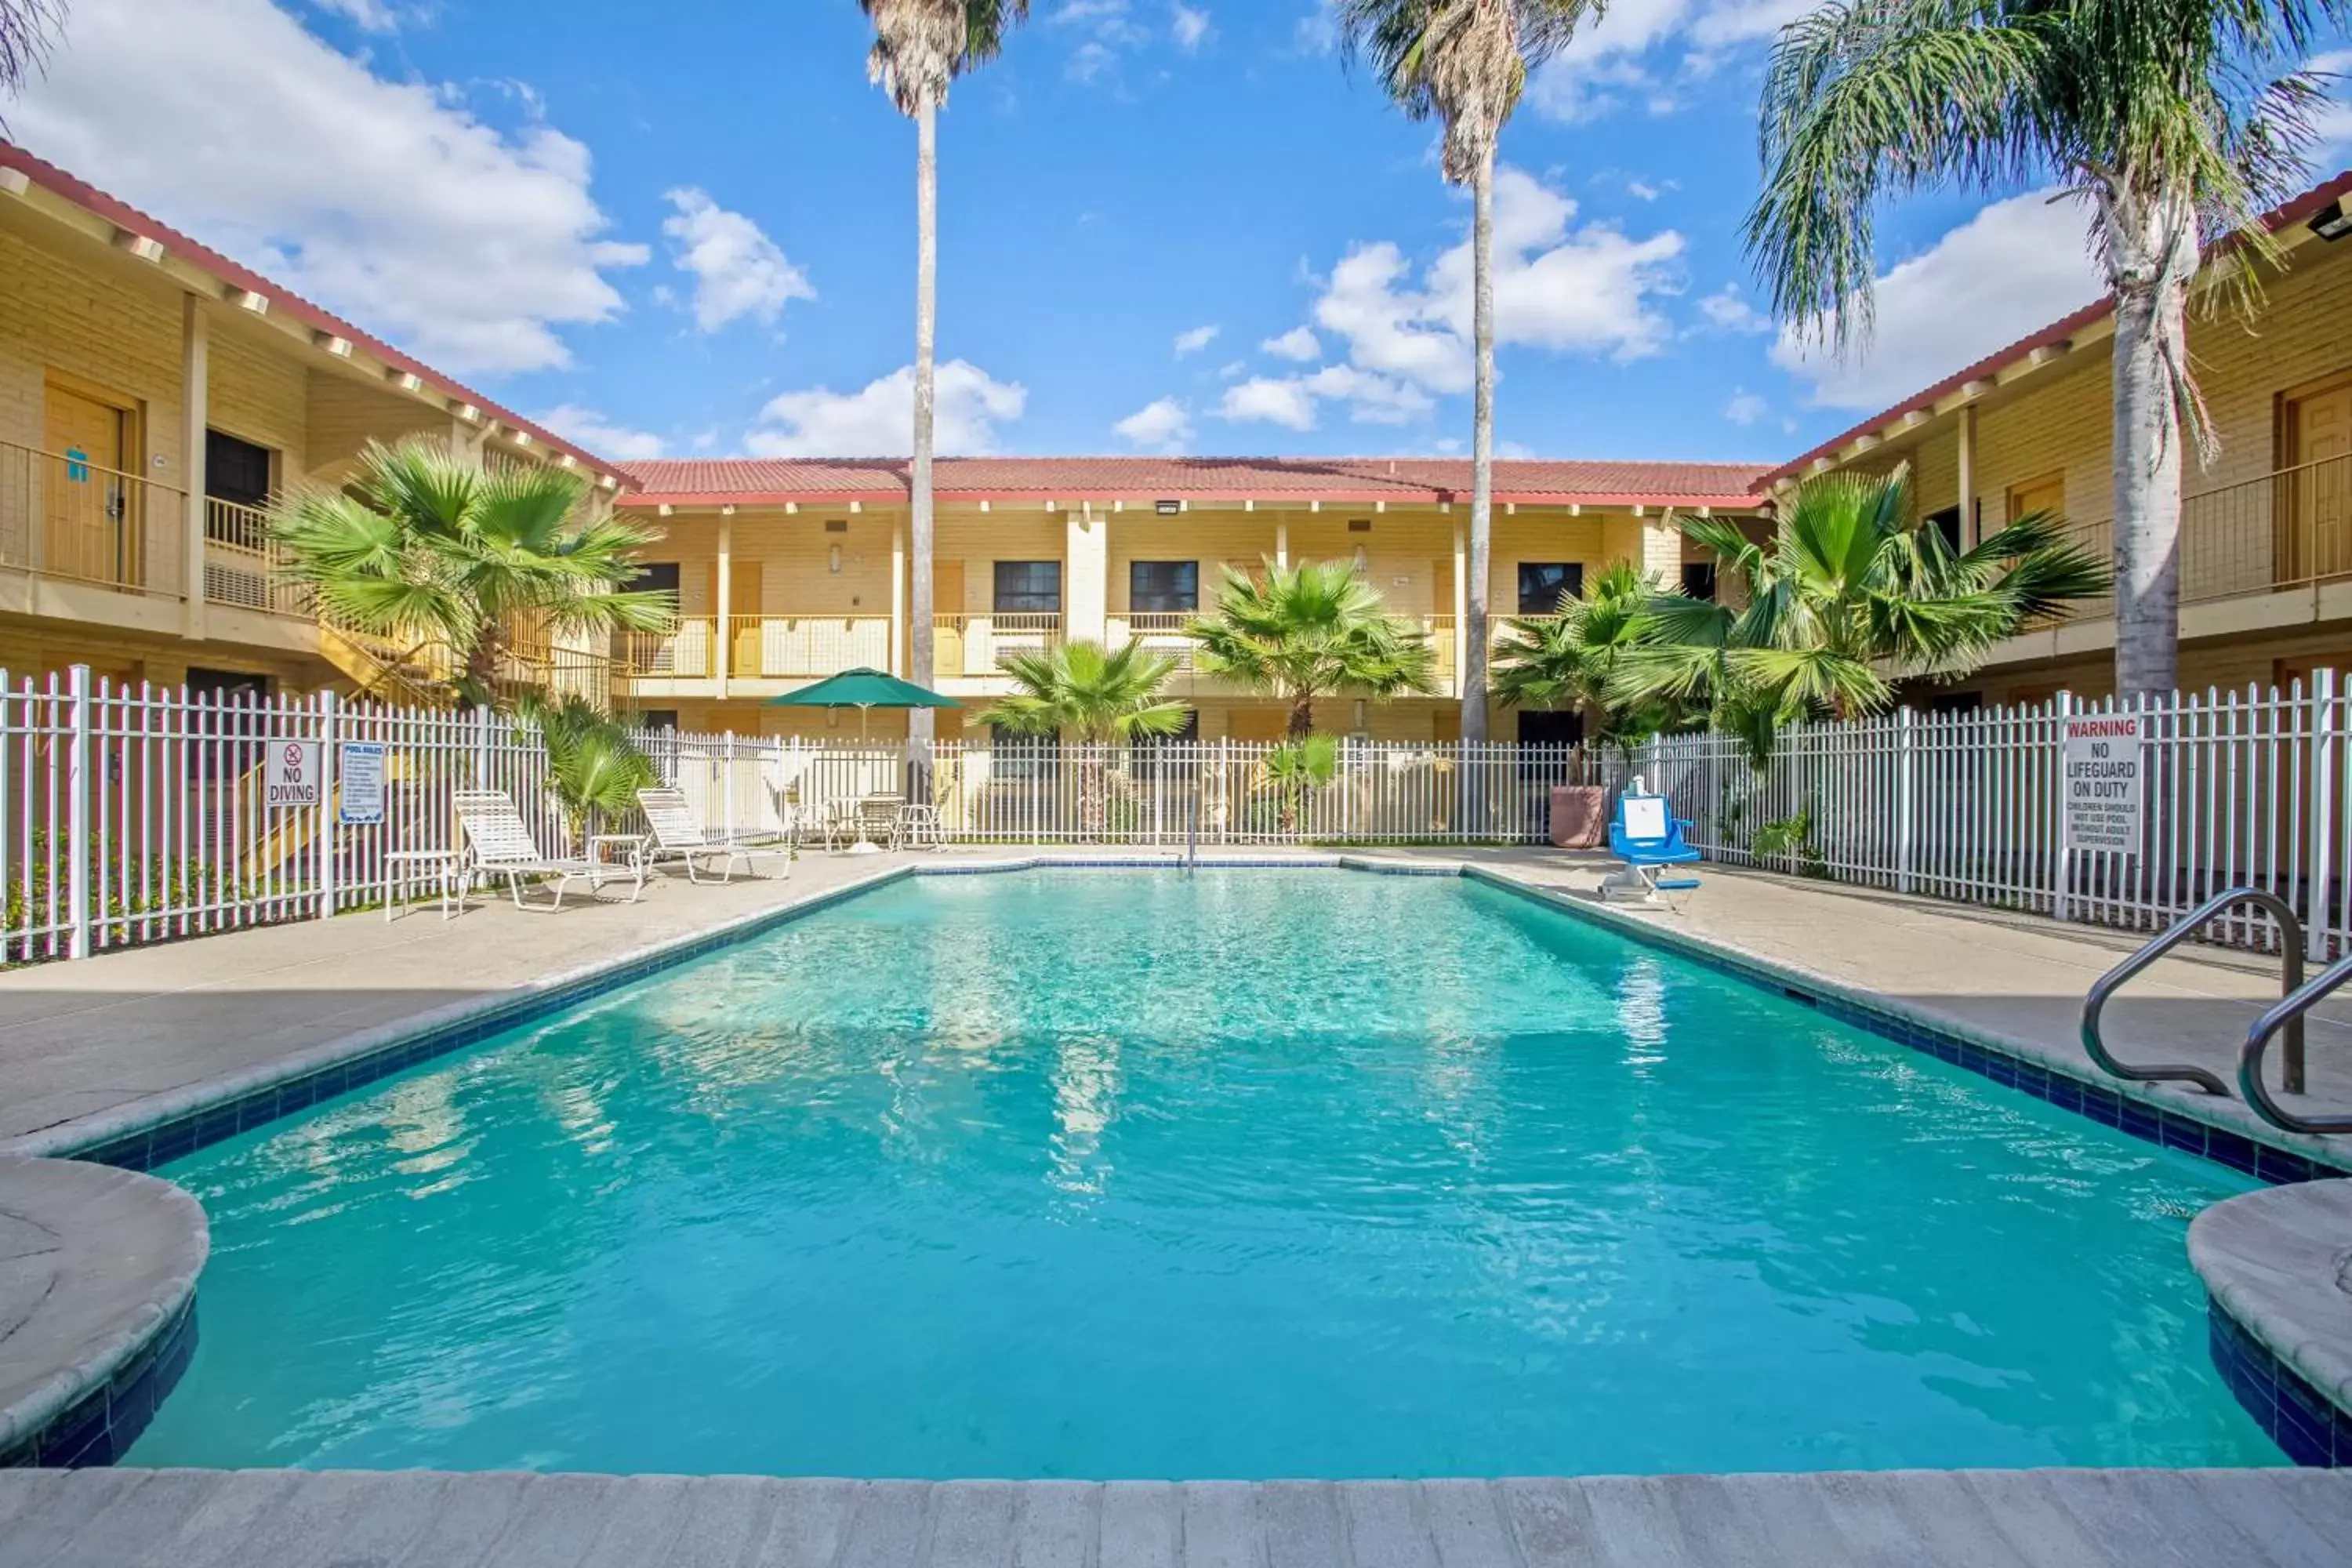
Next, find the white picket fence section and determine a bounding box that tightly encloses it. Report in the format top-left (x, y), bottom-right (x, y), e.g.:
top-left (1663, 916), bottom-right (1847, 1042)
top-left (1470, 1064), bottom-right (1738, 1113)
top-left (1639, 673), bottom-right (2348, 960)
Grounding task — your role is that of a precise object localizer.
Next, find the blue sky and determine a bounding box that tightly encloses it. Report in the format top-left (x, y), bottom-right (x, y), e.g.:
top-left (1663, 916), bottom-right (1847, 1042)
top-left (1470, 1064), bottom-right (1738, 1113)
top-left (10, 0), bottom-right (2351, 465)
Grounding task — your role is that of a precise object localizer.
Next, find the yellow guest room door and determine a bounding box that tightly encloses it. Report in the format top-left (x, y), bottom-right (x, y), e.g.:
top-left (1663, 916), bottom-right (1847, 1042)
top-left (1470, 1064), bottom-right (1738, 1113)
top-left (931, 561), bottom-right (965, 677)
top-left (2288, 379), bottom-right (2350, 583)
top-left (45, 385), bottom-right (132, 586)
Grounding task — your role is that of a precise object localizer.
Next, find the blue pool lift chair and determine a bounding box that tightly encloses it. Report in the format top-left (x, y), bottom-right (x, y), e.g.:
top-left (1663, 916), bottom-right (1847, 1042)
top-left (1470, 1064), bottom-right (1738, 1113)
top-left (1602, 779), bottom-right (1702, 907)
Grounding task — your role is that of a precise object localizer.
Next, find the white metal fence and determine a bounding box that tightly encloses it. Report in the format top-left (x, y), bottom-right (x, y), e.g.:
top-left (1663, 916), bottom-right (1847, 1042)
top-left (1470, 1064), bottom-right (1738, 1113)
top-left (8, 662), bottom-right (2343, 968)
top-left (1639, 674), bottom-right (2347, 960)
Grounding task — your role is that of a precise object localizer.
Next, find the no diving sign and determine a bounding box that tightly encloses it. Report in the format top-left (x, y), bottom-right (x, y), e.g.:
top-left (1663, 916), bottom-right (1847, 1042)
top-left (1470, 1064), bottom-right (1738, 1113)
top-left (2063, 714), bottom-right (2143, 854)
top-left (266, 739), bottom-right (324, 809)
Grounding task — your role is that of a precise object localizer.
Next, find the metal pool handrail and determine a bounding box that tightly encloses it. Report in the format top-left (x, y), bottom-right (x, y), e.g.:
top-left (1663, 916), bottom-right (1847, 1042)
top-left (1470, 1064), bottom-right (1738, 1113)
top-left (2240, 950), bottom-right (2352, 1135)
top-left (2081, 887), bottom-right (2305, 1099)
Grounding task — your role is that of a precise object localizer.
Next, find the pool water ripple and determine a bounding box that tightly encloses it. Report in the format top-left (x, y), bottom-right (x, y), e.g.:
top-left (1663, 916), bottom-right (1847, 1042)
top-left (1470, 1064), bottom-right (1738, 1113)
top-left (131, 869), bottom-right (2277, 1477)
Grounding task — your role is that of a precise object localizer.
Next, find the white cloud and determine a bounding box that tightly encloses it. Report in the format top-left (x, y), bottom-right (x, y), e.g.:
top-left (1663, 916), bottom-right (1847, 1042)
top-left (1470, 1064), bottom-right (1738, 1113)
top-left (1173, 4), bottom-right (1212, 49)
top-left (1218, 366), bottom-right (1433, 432)
top-left (1770, 188), bottom-right (2103, 411)
top-left (305, 0), bottom-right (405, 29)
top-left (1173, 324), bottom-right (1221, 357)
top-left (1215, 359), bottom-right (1248, 379)
top-left (11, 0), bottom-right (647, 376)
top-left (1115, 396), bottom-right (1195, 451)
top-left (532, 405), bottom-right (665, 461)
top-left (1221, 376), bottom-right (1320, 431)
top-left (746, 361), bottom-right (1027, 457)
top-left (661, 188), bottom-right (814, 334)
top-left (1051, 0), bottom-right (1156, 83)
top-left (1261, 325), bottom-right (1322, 361)
top-left (1627, 180), bottom-right (1661, 201)
top-left (1697, 285), bottom-right (1772, 334)
top-left (2313, 51), bottom-right (2352, 155)
top-left (1723, 389), bottom-right (1768, 426)
top-left (1529, 0), bottom-right (1811, 122)
top-left (1294, 1), bottom-right (1339, 54)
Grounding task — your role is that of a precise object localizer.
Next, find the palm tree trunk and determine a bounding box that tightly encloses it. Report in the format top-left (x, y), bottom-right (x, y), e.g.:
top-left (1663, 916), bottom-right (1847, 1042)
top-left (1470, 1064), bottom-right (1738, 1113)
top-left (1461, 145), bottom-right (1497, 745)
top-left (2103, 185), bottom-right (2200, 700)
top-left (908, 91), bottom-right (940, 742)
top-left (1287, 696), bottom-right (1314, 738)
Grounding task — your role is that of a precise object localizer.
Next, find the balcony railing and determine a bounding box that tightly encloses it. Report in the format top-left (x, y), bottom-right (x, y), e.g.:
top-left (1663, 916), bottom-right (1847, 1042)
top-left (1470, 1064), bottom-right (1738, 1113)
top-left (619, 616), bottom-right (718, 679)
top-left (0, 437), bottom-right (186, 599)
top-left (203, 495), bottom-right (310, 616)
top-left (1107, 611), bottom-right (1201, 671)
top-left (2049, 451), bottom-right (2352, 622)
top-left (938, 612), bottom-right (1062, 675)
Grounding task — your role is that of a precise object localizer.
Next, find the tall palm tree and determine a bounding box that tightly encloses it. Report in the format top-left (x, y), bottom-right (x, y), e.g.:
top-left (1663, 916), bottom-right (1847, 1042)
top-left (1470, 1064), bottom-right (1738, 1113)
top-left (1747, 0), bottom-right (2343, 698)
top-left (858, 1), bottom-right (1030, 746)
top-left (1187, 557), bottom-right (1438, 736)
top-left (1491, 560), bottom-right (1681, 760)
top-left (271, 440), bottom-right (675, 709)
top-left (1338, 0), bottom-right (1602, 742)
top-left (1615, 465), bottom-right (2107, 754)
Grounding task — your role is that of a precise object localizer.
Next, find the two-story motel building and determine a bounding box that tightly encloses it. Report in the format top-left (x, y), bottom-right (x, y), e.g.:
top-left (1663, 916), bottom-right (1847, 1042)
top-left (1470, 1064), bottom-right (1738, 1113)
top-left (3, 135), bottom-right (2347, 734)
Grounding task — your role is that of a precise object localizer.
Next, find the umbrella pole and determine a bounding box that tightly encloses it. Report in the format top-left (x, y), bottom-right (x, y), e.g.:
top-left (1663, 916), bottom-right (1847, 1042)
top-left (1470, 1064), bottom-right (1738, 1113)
top-left (848, 702), bottom-right (881, 855)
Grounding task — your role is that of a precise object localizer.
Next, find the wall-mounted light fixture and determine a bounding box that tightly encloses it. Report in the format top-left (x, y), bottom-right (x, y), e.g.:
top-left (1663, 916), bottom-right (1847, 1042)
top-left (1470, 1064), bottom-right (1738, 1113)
top-left (1156, 499), bottom-right (1181, 516)
top-left (828, 543), bottom-right (844, 574)
top-left (2310, 199), bottom-right (2352, 242)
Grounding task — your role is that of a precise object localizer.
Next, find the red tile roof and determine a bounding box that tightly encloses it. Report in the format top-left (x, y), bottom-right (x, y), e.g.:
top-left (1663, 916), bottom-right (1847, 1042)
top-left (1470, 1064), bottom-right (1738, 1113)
top-left (0, 140), bottom-right (633, 489)
top-left (616, 455), bottom-right (1773, 509)
top-left (1759, 168), bottom-right (2352, 488)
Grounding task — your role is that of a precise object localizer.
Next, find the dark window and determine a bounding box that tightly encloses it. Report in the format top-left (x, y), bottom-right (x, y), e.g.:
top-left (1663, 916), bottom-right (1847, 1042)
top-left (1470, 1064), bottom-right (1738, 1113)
top-left (1517, 562), bottom-right (1583, 614)
top-left (993, 561), bottom-right (1062, 614)
top-left (1130, 561), bottom-right (1199, 613)
top-left (1924, 505), bottom-right (1964, 553)
top-left (204, 430), bottom-right (273, 508)
top-left (1517, 710), bottom-right (1585, 746)
top-left (185, 668), bottom-right (268, 778)
top-left (637, 709), bottom-right (680, 731)
top-left (1681, 562), bottom-right (1718, 601)
top-left (1922, 691), bottom-right (1984, 715)
top-left (634, 562), bottom-right (681, 612)
top-left (990, 724), bottom-right (1060, 780)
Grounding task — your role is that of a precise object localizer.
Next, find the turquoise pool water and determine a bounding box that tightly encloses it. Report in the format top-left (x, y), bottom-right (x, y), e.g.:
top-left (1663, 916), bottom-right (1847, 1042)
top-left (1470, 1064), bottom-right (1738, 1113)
top-left (132, 869), bottom-right (2277, 1477)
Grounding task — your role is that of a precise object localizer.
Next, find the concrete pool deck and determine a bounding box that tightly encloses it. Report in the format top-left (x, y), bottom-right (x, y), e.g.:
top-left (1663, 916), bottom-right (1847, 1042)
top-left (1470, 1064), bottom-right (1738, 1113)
top-left (5, 1467), bottom-right (2352, 1566)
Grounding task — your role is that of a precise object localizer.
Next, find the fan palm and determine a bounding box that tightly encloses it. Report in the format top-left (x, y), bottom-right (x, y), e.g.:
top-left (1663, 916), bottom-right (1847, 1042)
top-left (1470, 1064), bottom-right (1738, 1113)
top-left (518, 693), bottom-right (656, 850)
top-left (270, 440), bottom-right (674, 709)
top-left (977, 638), bottom-right (1188, 837)
top-left (1748, 0), bottom-right (2344, 698)
top-left (975, 638), bottom-right (1189, 743)
top-left (1338, 0), bottom-right (1604, 742)
top-left (1491, 560), bottom-right (1681, 760)
top-left (1187, 558), bottom-right (1439, 736)
top-left (858, 0), bottom-right (1030, 745)
top-left (1614, 465), bottom-right (2107, 756)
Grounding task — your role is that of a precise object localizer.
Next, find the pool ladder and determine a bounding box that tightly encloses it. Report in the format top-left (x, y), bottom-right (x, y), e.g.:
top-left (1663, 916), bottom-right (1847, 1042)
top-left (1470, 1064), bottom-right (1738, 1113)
top-left (2081, 887), bottom-right (2352, 1135)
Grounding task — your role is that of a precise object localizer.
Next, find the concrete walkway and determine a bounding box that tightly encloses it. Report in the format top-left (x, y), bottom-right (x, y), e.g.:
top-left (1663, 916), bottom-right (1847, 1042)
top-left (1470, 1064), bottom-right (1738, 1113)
top-left (5, 1468), bottom-right (2352, 1567)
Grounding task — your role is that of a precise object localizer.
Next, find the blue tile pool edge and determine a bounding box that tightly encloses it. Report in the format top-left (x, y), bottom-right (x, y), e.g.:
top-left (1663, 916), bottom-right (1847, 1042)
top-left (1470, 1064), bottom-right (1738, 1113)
top-left (2210, 1298), bottom-right (2352, 1467)
top-left (0, 1300), bottom-right (197, 1470)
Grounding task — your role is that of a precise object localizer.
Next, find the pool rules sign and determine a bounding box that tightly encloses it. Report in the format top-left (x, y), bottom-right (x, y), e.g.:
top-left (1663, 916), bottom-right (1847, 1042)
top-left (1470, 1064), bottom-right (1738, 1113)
top-left (2063, 714), bottom-right (2143, 854)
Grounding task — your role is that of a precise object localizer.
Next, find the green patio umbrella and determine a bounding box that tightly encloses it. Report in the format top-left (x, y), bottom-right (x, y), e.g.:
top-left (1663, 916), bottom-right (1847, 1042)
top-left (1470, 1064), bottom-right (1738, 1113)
top-left (767, 666), bottom-right (960, 740)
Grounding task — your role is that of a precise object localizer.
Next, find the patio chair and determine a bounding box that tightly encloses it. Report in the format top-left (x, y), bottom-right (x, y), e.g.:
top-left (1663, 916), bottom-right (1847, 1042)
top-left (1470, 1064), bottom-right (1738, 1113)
top-left (636, 786), bottom-right (793, 884)
top-left (1599, 779), bottom-right (1702, 907)
top-left (453, 790), bottom-right (645, 911)
top-left (853, 793), bottom-right (908, 853)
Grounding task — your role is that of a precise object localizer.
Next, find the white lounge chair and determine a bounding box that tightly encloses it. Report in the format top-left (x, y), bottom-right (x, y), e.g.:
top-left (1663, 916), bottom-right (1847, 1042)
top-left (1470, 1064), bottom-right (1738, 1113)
top-left (453, 789), bottom-right (644, 910)
top-left (636, 786), bottom-right (793, 884)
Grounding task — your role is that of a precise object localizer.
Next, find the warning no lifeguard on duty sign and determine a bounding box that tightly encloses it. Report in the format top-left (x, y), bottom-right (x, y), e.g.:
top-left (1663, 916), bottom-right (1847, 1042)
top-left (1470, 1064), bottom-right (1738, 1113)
top-left (2063, 713), bottom-right (2143, 854)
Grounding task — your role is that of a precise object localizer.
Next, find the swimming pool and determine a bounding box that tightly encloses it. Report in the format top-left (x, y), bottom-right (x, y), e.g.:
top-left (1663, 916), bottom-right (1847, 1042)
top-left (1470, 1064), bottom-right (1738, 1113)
top-left (129, 868), bottom-right (2278, 1476)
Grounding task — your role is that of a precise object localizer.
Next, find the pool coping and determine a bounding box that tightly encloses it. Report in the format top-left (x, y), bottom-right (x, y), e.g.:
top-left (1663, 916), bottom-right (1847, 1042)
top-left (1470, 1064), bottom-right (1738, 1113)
top-left (2189, 1181), bottom-right (2352, 1466)
top-left (0, 1158), bottom-right (207, 1468)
